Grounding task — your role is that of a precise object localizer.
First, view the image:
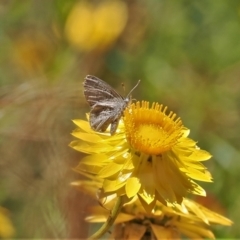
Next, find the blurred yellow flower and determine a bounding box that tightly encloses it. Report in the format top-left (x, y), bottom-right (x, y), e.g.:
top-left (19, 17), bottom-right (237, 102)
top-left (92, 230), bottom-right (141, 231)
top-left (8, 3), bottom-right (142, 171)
top-left (12, 32), bottom-right (52, 74)
top-left (73, 179), bottom-right (232, 240)
top-left (91, 198), bottom-right (232, 239)
top-left (65, 1), bottom-right (128, 51)
top-left (70, 101), bottom-right (212, 212)
top-left (0, 207), bottom-right (15, 238)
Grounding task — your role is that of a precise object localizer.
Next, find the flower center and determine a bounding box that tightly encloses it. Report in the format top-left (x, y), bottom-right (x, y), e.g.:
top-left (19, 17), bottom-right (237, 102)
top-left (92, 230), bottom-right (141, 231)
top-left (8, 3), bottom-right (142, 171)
top-left (124, 101), bottom-right (183, 155)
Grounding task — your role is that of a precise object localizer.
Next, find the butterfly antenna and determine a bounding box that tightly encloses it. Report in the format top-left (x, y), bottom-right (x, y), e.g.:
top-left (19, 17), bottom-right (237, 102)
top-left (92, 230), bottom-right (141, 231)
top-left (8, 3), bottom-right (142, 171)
top-left (127, 80), bottom-right (141, 98)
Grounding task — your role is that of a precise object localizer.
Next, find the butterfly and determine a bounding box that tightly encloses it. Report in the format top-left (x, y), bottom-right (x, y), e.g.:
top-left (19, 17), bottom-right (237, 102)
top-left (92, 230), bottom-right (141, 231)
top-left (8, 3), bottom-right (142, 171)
top-left (83, 75), bottom-right (140, 135)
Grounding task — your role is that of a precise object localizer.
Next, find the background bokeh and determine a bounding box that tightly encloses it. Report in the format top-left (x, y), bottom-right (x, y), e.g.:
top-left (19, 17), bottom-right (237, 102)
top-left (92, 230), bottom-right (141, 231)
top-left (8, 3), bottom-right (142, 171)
top-left (0, 0), bottom-right (240, 238)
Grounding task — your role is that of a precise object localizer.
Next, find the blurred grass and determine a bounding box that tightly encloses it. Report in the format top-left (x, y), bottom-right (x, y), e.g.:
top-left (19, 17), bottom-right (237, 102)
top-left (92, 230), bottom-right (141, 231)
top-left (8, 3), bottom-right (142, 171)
top-left (0, 0), bottom-right (240, 238)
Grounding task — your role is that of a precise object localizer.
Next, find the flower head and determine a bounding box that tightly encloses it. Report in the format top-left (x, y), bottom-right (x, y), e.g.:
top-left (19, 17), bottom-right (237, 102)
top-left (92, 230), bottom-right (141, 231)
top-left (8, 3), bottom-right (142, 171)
top-left (124, 101), bottom-right (183, 155)
top-left (73, 178), bottom-right (232, 240)
top-left (87, 197), bottom-right (232, 239)
top-left (70, 101), bottom-right (212, 212)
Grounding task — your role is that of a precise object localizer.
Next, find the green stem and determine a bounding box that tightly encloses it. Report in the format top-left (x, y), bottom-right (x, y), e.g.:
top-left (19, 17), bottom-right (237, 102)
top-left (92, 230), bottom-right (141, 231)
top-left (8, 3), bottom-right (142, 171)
top-left (88, 195), bottom-right (124, 240)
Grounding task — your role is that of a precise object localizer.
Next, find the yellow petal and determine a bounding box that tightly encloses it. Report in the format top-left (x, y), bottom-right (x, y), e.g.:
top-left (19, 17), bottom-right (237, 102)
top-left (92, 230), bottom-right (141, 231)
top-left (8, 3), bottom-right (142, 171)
top-left (135, 155), bottom-right (155, 199)
top-left (183, 199), bottom-right (210, 225)
top-left (74, 154), bottom-right (110, 174)
top-left (71, 131), bottom-right (104, 143)
top-left (181, 128), bottom-right (190, 137)
top-left (114, 154), bottom-right (134, 170)
top-left (98, 162), bottom-right (123, 178)
top-left (180, 160), bottom-right (207, 170)
top-left (72, 119), bottom-right (91, 130)
top-left (189, 149), bottom-right (212, 161)
top-left (191, 182), bottom-right (206, 196)
top-left (177, 137), bottom-right (197, 148)
top-left (103, 179), bottom-right (126, 192)
top-left (185, 168), bottom-right (213, 182)
top-left (126, 177), bottom-right (141, 198)
top-left (138, 195), bottom-right (156, 213)
top-left (185, 199), bottom-right (233, 226)
top-left (78, 154), bottom-right (110, 166)
top-left (69, 140), bottom-right (113, 154)
top-left (153, 155), bottom-right (180, 202)
top-left (115, 213), bottom-right (137, 224)
top-left (138, 187), bottom-right (155, 205)
top-left (71, 180), bottom-right (102, 197)
top-left (175, 221), bottom-right (215, 239)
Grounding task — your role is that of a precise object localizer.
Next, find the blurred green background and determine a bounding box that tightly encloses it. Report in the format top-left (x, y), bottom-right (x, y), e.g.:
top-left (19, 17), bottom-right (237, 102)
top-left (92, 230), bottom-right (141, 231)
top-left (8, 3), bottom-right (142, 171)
top-left (0, 0), bottom-right (240, 238)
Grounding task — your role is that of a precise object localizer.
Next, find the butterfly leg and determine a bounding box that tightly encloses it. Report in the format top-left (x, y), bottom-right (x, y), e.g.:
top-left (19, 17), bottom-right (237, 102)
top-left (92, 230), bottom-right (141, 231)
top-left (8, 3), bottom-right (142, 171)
top-left (110, 119), bottom-right (120, 135)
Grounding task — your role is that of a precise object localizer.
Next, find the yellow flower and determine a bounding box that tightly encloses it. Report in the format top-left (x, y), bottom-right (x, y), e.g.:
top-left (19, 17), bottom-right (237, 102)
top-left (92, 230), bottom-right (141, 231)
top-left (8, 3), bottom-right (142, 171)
top-left (73, 179), bottom-right (232, 240)
top-left (70, 101), bottom-right (212, 212)
top-left (89, 197), bottom-right (232, 239)
top-left (12, 32), bottom-right (52, 74)
top-left (65, 1), bottom-right (128, 51)
top-left (0, 207), bottom-right (15, 238)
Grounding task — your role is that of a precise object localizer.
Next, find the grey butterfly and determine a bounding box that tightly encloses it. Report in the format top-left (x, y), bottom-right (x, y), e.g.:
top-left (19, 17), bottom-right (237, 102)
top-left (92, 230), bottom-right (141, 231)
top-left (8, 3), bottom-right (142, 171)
top-left (83, 75), bottom-right (140, 135)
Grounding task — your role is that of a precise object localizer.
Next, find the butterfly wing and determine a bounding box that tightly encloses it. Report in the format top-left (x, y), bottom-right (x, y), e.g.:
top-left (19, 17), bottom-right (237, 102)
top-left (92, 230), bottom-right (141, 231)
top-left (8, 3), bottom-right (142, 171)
top-left (83, 75), bottom-right (126, 135)
top-left (89, 106), bottom-right (115, 133)
top-left (89, 98), bottom-right (128, 134)
top-left (84, 75), bottom-right (124, 107)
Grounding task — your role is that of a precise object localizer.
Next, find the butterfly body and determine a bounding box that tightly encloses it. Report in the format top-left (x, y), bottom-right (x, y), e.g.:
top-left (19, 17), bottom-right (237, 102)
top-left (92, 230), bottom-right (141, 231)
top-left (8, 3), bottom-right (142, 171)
top-left (83, 75), bottom-right (139, 135)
